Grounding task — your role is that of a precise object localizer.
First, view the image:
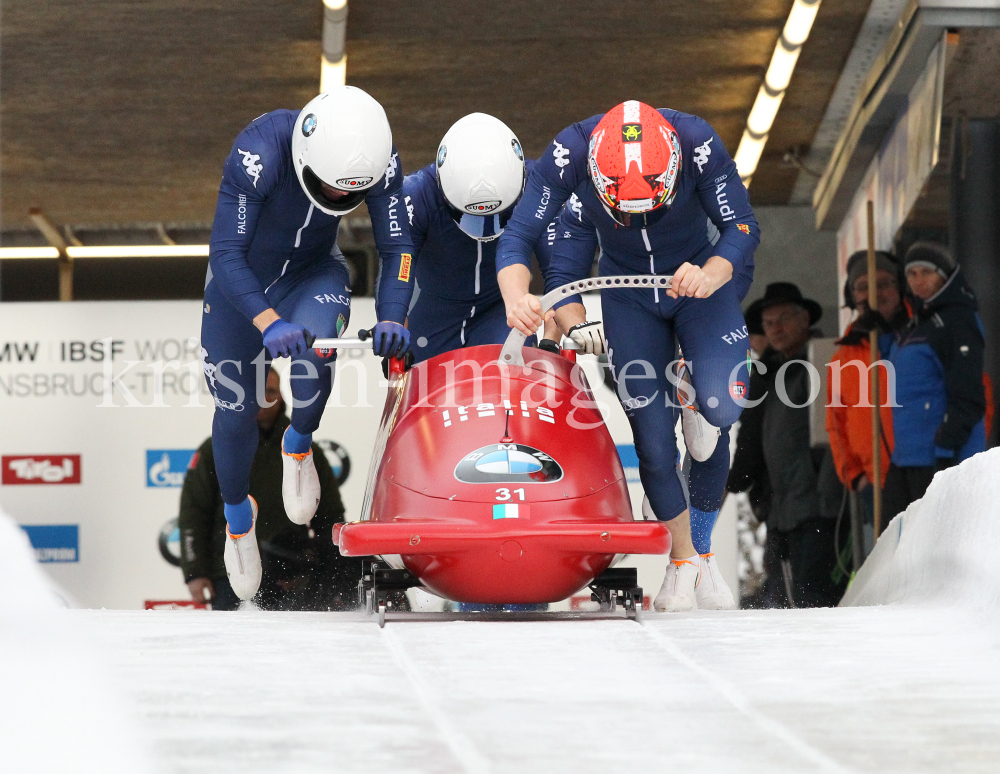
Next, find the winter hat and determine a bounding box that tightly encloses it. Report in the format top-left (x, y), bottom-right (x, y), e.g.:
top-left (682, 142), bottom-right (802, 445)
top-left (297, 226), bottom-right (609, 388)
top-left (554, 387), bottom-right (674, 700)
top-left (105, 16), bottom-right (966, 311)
top-left (846, 250), bottom-right (900, 288)
top-left (903, 241), bottom-right (952, 279)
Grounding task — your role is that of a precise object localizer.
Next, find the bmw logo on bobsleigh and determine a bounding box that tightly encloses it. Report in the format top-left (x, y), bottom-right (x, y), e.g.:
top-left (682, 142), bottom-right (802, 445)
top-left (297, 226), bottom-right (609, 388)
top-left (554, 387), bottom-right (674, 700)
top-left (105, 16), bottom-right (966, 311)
top-left (454, 443), bottom-right (563, 484)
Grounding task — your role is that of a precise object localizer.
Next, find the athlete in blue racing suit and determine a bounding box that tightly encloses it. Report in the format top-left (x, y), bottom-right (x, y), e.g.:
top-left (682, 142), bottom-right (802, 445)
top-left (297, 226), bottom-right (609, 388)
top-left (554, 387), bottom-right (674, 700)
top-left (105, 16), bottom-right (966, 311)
top-left (403, 160), bottom-right (557, 362)
top-left (496, 102), bottom-right (759, 610)
top-left (201, 89), bottom-right (415, 598)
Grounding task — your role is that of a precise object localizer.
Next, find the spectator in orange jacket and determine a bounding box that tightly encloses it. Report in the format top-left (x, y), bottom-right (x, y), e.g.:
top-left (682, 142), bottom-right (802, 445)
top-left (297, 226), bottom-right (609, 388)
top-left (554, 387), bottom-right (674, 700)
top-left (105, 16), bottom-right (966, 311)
top-left (826, 250), bottom-right (908, 546)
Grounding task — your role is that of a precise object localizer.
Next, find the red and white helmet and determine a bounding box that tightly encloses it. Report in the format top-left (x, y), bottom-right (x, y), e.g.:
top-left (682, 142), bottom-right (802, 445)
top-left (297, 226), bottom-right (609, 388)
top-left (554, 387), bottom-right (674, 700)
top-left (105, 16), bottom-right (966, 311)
top-left (587, 101), bottom-right (681, 226)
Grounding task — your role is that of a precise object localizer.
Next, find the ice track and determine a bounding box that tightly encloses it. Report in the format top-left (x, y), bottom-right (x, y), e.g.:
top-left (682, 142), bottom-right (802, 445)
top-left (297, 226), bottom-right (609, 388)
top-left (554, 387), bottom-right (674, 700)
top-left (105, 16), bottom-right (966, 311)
top-left (7, 451), bottom-right (1000, 773)
top-left (71, 604), bottom-right (1000, 774)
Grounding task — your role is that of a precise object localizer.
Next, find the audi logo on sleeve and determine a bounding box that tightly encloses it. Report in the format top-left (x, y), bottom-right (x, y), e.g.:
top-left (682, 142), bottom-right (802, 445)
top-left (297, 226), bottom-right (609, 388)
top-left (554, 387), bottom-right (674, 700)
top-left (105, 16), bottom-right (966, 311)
top-left (2, 455), bottom-right (81, 485)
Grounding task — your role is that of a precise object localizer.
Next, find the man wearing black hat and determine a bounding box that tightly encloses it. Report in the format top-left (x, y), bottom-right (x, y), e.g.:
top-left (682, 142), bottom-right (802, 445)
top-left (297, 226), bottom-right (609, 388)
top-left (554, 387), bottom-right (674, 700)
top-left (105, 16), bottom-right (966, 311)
top-left (728, 283), bottom-right (845, 608)
top-left (883, 242), bottom-right (987, 523)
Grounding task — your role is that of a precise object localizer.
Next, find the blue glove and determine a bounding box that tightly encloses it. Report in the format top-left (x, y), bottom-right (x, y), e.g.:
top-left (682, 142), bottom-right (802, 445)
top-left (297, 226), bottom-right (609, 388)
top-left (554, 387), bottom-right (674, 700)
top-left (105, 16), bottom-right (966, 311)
top-left (262, 319), bottom-right (314, 358)
top-left (371, 321), bottom-right (410, 358)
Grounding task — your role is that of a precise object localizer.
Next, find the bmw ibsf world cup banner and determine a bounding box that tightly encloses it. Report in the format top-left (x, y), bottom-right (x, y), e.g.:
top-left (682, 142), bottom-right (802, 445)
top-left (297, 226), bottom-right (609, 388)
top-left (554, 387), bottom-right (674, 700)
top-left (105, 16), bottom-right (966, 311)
top-left (0, 300), bottom-right (385, 609)
top-left (0, 298), bottom-right (737, 609)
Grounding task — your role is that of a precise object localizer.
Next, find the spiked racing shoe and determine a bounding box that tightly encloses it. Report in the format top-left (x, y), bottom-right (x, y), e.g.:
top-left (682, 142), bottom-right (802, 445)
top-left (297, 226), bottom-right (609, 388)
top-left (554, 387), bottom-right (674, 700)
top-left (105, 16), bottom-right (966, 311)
top-left (675, 359), bottom-right (720, 463)
top-left (224, 496), bottom-right (262, 601)
top-left (695, 553), bottom-right (736, 610)
top-left (282, 432), bottom-right (321, 525)
top-left (653, 557), bottom-right (700, 612)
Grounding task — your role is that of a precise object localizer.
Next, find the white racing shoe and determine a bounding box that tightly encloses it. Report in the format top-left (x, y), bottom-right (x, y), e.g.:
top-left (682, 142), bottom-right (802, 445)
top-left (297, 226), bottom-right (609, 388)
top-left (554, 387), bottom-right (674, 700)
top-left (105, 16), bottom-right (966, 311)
top-left (653, 557), bottom-right (700, 612)
top-left (282, 431), bottom-right (321, 525)
top-left (224, 496), bottom-right (261, 601)
top-left (675, 360), bottom-right (720, 463)
top-left (695, 553), bottom-right (737, 610)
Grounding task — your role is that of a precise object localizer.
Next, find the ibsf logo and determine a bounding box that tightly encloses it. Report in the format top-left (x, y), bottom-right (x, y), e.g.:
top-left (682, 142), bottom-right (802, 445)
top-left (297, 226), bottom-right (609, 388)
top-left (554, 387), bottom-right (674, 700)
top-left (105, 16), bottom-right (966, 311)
top-left (2, 455), bottom-right (81, 485)
top-left (146, 450), bottom-right (196, 488)
top-left (465, 200), bottom-right (502, 213)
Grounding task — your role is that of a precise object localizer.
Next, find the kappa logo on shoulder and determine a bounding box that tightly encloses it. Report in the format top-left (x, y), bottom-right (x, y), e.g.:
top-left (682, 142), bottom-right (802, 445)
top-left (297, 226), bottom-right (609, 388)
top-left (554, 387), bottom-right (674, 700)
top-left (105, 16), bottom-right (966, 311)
top-left (693, 137), bottom-right (713, 174)
top-left (237, 148), bottom-right (263, 187)
top-left (568, 193), bottom-right (583, 221)
top-left (200, 347), bottom-right (217, 388)
top-left (384, 152), bottom-right (399, 189)
top-left (552, 141), bottom-right (570, 178)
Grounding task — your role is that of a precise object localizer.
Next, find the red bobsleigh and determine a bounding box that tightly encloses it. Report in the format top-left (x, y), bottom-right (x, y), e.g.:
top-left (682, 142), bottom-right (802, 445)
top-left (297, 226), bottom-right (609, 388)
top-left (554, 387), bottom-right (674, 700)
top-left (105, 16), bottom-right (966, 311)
top-left (320, 275), bottom-right (675, 622)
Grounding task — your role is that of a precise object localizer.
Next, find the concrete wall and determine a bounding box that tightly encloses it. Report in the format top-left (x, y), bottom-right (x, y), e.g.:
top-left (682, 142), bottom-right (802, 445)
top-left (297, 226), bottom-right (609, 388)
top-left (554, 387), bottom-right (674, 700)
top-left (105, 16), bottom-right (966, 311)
top-left (747, 206), bottom-right (840, 337)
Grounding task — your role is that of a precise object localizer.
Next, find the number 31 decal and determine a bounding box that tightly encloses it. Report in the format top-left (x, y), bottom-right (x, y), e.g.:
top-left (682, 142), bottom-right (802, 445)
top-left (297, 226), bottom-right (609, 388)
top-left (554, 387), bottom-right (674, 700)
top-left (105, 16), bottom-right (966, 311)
top-left (495, 488), bottom-right (526, 501)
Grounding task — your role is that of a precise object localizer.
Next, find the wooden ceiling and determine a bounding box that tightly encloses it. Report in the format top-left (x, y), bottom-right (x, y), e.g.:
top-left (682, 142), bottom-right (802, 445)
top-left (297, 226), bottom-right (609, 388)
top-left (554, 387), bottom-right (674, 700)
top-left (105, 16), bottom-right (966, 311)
top-left (0, 0), bottom-right (872, 232)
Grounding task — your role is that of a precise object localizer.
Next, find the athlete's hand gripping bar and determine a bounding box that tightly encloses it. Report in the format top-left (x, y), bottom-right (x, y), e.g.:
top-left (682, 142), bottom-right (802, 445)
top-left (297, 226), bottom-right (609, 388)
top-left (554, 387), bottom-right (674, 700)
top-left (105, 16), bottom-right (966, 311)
top-left (498, 274), bottom-right (674, 367)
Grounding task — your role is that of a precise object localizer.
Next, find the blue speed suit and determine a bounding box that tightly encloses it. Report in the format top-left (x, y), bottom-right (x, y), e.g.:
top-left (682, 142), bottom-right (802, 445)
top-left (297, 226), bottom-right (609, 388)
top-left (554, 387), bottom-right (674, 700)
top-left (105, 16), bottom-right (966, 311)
top-left (497, 109), bottom-right (759, 547)
top-left (202, 110), bottom-right (414, 507)
top-left (403, 162), bottom-right (555, 362)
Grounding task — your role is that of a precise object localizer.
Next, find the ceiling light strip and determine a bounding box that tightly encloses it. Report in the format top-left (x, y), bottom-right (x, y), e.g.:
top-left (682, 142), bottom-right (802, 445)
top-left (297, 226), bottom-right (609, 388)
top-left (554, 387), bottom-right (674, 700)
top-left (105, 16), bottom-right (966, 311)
top-left (320, 0), bottom-right (348, 92)
top-left (0, 245), bottom-right (210, 260)
top-left (735, 0), bottom-right (822, 184)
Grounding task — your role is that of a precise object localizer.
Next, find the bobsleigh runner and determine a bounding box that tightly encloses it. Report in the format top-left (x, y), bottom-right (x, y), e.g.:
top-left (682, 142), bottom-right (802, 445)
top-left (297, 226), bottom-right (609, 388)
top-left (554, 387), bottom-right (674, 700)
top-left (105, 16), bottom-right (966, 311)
top-left (315, 276), bottom-right (675, 626)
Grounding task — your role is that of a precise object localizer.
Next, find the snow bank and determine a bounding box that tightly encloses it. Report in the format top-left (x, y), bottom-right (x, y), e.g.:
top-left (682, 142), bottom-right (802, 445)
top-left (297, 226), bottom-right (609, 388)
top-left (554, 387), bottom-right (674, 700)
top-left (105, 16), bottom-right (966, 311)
top-left (841, 448), bottom-right (1000, 614)
top-left (0, 508), bottom-right (153, 774)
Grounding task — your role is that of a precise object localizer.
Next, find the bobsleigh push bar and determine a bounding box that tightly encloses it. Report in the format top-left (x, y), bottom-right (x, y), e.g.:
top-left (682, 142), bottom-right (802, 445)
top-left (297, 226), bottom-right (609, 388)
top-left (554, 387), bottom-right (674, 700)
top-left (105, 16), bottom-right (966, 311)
top-left (311, 275), bottom-right (675, 360)
top-left (498, 274), bottom-right (674, 367)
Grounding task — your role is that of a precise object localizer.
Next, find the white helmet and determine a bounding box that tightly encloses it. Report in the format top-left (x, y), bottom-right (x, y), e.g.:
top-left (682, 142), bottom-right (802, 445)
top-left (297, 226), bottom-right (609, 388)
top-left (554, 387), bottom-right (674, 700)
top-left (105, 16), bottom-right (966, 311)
top-left (292, 86), bottom-right (393, 216)
top-left (436, 113), bottom-right (526, 241)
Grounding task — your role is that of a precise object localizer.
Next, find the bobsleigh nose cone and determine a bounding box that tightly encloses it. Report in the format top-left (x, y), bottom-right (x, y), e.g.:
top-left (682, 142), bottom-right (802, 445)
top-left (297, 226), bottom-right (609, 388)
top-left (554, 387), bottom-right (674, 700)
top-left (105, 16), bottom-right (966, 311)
top-left (499, 540), bottom-right (523, 563)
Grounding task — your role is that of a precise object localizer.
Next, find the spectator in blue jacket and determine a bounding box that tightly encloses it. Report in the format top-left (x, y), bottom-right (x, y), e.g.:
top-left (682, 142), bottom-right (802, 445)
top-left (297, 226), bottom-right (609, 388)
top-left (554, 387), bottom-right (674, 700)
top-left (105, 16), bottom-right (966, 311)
top-left (883, 242), bottom-right (986, 525)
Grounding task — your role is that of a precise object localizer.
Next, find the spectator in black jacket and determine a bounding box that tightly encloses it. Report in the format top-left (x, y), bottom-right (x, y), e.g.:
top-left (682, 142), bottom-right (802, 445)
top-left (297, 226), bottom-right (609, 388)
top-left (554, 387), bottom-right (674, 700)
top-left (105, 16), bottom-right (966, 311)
top-left (179, 369), bottom-right (362, 610)
top-left (728, 283), bottom-right (845, 608)
top-left (883, 242), bottom-right (987, 523)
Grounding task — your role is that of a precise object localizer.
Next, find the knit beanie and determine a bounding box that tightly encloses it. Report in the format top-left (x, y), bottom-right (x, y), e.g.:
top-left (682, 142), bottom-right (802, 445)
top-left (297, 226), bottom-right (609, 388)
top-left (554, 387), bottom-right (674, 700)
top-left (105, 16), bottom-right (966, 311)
top-left (846, 250), bottom-right (899, 288)
top-left (903, 241), bottom-right (952, 279)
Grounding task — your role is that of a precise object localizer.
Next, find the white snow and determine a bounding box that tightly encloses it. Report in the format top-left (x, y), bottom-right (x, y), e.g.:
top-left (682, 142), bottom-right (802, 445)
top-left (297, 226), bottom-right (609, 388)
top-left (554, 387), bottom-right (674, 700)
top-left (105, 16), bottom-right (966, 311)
top-left (0, 508), bottom-right (154, 774)
top-left (6, 452), bottom-right (1000, 773)
top-left (842, 447), bottom-right (1000, 618)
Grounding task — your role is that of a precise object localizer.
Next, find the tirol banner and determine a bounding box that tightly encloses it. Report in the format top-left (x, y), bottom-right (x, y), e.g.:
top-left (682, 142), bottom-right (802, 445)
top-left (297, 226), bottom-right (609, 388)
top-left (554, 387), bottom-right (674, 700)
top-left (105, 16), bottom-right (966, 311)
top-left (0, 298), bottom-right (736, 609)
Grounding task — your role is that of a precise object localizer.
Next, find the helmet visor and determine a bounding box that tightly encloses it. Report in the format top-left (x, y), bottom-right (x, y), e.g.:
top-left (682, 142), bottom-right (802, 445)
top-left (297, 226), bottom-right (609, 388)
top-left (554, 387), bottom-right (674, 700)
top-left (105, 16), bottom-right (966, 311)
top-left (445, 202), bottom-right (515, 242)
top-left (302, 166), bottom-right (368, 214)
top-left (600, 202), bottom-right (670, 229)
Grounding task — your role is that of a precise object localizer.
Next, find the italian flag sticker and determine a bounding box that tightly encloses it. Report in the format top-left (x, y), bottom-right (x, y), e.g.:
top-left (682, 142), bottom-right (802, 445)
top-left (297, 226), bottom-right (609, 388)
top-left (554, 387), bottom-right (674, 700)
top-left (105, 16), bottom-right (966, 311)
top-left (493, 504), bottom-right (520, 520)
